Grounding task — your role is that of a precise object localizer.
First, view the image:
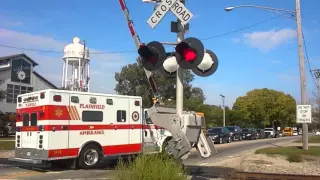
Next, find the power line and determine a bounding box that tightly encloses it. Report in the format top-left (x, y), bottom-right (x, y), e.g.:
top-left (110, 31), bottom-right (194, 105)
top-left (0, 15), bottom-right (286, 54)
top-left (199, 14), bottom-right (284, 41)
top-left (301, 29), bottom-right (319, 90)
top-left (0, 44), bottom-right (136, 54)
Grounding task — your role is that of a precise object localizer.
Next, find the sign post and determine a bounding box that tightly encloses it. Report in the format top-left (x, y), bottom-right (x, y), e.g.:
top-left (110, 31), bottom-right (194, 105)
top-left (296, 104), bottom-right (312, 147)
top-left (146, 0), bottom-right (193, 117)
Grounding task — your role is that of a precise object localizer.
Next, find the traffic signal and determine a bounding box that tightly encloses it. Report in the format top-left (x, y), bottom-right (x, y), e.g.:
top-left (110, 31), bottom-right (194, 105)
top-left (175, 37), bottom-right (205, 69)
top-left (158, 52), bottom-right (178, 78)
top-left (192, 49), bottom-right (219, 77)
top-left (138, 41), bottom-right (166, 71)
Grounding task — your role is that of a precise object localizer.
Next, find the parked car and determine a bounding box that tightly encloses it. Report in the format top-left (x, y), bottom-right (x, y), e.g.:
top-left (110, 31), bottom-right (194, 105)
top-left (256, 128), bottom-right (266, 139)
top-left (225, 126), bottom-right (242, 141)
top-left (293, 130), bottom-right (298, 136)
top-left (241, 128), bottom-right (258, 140)
top-left (206, 127), bottom-right (232, 144)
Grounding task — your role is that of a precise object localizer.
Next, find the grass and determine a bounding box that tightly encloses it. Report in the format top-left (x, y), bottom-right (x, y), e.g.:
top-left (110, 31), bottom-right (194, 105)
top-left (0, 141), bottom-right (15, 150)
top-left (114, 153), bottom-right (188, 180)
top-left (255, 146), bottom-right (320, 162)
top-left (0, 137), bottom-right (15, 141)
top-left (294, 135), bottom-right (320, 143)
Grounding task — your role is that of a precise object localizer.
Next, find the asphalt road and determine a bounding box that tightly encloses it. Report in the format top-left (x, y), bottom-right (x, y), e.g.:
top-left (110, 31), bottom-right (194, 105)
top-left (0, 136), bottom-right (301, 180)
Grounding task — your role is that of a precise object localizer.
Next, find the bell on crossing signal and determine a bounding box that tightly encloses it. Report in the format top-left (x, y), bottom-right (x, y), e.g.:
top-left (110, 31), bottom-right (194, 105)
top-left (175, 37), bottom-right (205, 69)
top-left (158, 52), bottom-right (178, 78)
top-left (192, 49), bottom-right (219, 77)
top-left (138, 41), bottom-right (166, 71)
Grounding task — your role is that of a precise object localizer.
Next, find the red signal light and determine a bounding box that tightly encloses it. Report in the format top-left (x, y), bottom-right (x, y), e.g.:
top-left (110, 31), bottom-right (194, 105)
top-left (175, 37), bottom-right (205, 69)
top-left (183, 48), bottom-right (196, 62)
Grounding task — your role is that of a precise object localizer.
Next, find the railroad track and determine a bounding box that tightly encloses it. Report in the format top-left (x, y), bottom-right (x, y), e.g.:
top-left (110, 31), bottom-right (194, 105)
top-left (226, 171), bottom-right (320, 180)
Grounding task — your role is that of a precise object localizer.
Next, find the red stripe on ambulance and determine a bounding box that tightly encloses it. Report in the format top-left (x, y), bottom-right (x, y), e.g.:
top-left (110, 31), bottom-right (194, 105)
top-left (48, 144), bottom-right (142, 158)
top-left (19, 124), bottom-right (164, 132)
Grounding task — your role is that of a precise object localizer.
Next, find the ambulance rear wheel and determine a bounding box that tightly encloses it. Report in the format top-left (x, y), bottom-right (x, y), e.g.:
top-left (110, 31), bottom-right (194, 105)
top-left (78, 144), bottom-right (102, 169)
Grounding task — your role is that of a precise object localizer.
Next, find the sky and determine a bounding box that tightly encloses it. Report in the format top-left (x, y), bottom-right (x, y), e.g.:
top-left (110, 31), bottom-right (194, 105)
top-left (1, 0), bottom-right (320, 108)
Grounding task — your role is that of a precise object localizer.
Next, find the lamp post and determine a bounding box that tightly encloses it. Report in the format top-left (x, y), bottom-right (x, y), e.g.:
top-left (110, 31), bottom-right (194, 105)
top-left (225, 0), bottom-right (309, 150)
top-left (220, 94), bottom-right (225, 127)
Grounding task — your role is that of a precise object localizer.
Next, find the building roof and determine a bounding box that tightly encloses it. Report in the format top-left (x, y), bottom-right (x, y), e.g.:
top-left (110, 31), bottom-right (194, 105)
top-left (33, 71), bottom-right (58, 89)
top-left (0, 53), bottom-right (39, 66)
top-left (0, 53), bottom-right (58, 89)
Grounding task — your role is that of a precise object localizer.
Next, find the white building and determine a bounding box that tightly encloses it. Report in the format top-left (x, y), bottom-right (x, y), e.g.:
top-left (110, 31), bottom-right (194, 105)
top-left (0, 53), bottom-right (58, 113)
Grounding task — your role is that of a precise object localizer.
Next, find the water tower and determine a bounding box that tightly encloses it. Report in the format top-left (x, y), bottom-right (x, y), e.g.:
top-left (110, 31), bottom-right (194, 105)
top-left (62, 37), bottom-right (90, 92)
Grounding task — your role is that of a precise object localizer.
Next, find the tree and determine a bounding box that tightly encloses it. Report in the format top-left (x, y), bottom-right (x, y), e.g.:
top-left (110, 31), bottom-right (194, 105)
top-left (114, 58), bottom-right (202, 108)
top-left (233, 88), bottom-right (296, 128)
top-left (0, 79), bottom-right (6, 102)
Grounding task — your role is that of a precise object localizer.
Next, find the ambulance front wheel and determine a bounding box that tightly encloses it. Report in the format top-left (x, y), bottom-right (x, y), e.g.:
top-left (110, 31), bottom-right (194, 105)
top-left (78, 144), bottom-right (102, 169)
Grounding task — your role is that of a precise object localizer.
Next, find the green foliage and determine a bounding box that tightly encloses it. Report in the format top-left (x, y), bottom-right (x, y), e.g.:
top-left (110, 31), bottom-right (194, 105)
top-left (114, 61), bottom-right (297, 129)
top-left (114, 59), bottom-right (204, 108)
top-left (255, 146), bottom-right (320, 162)
top-left (0, 141), bottom-right (15, 150)
top-left (233, 88), bottom-right (296, 128)
top-left (294, 135), bottom-right (320, 143)
top-left (115, 154), bottom-right (187, 180)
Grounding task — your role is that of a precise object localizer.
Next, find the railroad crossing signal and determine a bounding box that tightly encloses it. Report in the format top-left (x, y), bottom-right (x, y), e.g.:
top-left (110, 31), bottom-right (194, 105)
top-left (137, 37), bottom-right (219, 77)
top-left (147, 0), bottom-right (193, 28)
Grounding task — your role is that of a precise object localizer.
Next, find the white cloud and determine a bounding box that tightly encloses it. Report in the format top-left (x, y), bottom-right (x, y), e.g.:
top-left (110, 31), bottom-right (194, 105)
top-left (242, 28), bottom-right (297, 52)
top-left (0, 28), bottom-right (130, 93)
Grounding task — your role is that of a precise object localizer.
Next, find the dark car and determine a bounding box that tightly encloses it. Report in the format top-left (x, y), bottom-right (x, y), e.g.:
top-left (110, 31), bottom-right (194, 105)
top-left (206, 127), bottom-right (232, 144)
top-left (225, 126), bottom-right (242, 141)
top-left (241, 128), bottom-right (258, 140)
top-left (257, 128), bottom-right (266, 139)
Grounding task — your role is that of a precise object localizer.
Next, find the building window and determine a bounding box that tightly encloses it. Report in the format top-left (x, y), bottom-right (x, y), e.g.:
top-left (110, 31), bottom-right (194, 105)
top-left (11, 58), bottom-right (31, 84)
top-left (6, 84), bottom-right (33, 103)
top-left (117, 110), bottom-right (126, 122)
top-left (82, 111), bottom-right (103, 122)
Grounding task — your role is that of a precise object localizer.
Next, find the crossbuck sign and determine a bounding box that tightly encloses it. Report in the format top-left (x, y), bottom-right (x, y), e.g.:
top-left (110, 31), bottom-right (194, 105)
top-left (296, 105), bottom-right (312, 123)
top-left (147, 0), bottom-right (193, 28)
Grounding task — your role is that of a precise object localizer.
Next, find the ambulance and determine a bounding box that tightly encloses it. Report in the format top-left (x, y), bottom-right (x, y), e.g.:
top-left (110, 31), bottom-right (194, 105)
top-left (10, 89), bottom-right (211, 169)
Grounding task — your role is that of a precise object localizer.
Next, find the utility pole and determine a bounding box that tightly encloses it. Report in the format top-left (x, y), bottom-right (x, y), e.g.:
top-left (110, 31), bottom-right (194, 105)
top-left (296, 0), bottom-right (308, 150)
top-left (220, 94), bottom-right (225, 127)
top-left (176, 0), bottom-right (185, 117)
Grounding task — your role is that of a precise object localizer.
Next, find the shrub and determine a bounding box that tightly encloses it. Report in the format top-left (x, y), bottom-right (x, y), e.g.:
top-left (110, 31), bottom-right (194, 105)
top-left (115, 153), bottom-right (188, 180)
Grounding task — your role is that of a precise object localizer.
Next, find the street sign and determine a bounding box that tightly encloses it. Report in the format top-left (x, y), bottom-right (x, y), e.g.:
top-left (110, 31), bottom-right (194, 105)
top-left (170, 0), bottom-right (193, 25)
top-left (147, 0), bottom-right (177, 28)
top-left (296, 105), bottom-right (312, 123)
top-left (146, 0), bottom-right (193, 28)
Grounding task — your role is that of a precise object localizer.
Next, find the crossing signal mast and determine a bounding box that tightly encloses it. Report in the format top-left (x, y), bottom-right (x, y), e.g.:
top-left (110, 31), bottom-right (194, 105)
top-left (118, 0), bottom-right (218, 159)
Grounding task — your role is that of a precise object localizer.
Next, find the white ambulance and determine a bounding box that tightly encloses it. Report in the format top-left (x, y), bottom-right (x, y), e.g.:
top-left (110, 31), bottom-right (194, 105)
top-left (11, 89), bottom-right (173, 169)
